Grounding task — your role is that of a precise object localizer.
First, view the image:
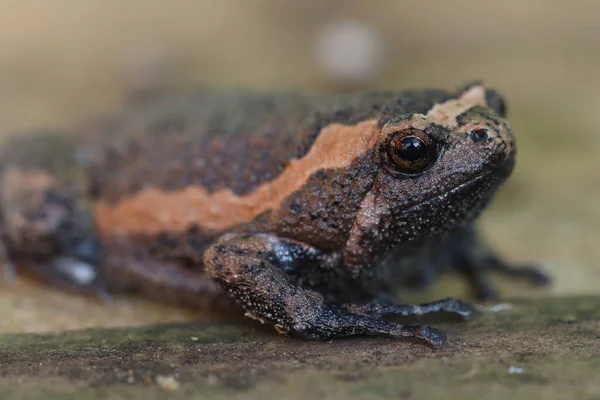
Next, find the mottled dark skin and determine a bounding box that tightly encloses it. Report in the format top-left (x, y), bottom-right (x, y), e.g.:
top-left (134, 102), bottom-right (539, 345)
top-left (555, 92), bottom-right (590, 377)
top-left (0, 84), bottom-right (549, 347)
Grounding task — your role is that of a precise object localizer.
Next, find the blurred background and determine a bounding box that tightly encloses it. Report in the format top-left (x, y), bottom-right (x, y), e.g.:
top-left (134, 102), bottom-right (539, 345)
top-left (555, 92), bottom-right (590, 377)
top-left (0, 0), bottom-right (598, 333)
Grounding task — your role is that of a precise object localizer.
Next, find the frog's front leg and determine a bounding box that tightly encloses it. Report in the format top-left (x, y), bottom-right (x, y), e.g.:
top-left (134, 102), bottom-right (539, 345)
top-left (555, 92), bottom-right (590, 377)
top-left (205, 233), bottom-right (450, 347)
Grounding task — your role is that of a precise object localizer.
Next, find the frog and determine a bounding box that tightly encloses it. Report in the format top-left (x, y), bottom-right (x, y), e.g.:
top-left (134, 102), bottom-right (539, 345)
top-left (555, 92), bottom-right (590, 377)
top-left (0, 83), bottom-right (549, 347)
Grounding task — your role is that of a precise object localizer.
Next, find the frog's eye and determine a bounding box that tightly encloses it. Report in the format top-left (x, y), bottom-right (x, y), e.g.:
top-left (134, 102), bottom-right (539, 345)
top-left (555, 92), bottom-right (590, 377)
top-left (385, 128), bottom-right (439, 175)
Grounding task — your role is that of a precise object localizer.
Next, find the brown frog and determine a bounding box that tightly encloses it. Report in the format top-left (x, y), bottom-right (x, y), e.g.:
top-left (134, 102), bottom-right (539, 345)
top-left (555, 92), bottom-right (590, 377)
top-left (0, 83), bottom-right (549, 347)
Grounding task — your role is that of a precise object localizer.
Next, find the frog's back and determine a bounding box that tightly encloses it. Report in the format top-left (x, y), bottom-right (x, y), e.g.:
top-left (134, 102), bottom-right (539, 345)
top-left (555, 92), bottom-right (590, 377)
top-left (80, 92), bottom-right (318, 201)
top-left (79, 89), bottom-right (455, 203)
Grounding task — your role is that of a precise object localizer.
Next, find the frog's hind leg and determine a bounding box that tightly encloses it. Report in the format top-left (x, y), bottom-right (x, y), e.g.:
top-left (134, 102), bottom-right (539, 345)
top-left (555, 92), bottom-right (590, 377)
top-left (98, 234), bottom-right (235, 310)
top-left (0, 132), bottom-right (104, 295)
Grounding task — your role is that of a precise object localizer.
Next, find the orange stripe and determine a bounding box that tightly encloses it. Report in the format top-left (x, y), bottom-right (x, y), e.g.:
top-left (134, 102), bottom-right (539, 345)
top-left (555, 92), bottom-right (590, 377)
top-left (95, 119), bottom-right (380, 235)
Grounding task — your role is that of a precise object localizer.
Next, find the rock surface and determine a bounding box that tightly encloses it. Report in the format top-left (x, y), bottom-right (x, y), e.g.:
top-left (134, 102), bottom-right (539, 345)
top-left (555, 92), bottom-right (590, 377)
top-left (0, 296), bottom-right (598, 399)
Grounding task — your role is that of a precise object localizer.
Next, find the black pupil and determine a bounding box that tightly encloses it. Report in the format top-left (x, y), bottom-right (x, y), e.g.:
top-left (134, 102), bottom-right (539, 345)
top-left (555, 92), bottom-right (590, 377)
top-left (396, 136), bottom-right (426, 161)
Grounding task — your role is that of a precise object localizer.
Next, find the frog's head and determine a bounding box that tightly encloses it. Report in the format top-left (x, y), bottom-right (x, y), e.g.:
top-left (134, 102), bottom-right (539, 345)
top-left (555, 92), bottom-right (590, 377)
top-left (349, 84), bottom-right (515, 258)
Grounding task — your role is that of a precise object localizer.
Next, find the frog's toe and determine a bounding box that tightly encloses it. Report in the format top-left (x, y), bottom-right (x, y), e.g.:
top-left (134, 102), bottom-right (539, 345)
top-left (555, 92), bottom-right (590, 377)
top-left (469, 257), bottom-right (551, 299)
top-left (438, 297), bottom-right (477, 319)
top-left (526, 266), bottom-right (552, 286)
top-left (457, 253), bottom-right (551, 300)
top-left (391, 324), bottom-right (447, 349)
top-left (488, 259), bottom-right (551, 286)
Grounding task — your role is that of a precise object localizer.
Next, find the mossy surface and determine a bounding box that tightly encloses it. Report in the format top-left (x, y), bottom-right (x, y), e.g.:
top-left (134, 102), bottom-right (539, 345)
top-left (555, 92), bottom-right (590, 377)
top-left (1, 296), bottom-right (598, 399)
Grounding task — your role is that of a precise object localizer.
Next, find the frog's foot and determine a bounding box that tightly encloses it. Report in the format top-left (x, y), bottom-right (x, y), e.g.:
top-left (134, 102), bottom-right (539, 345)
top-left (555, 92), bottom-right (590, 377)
top-left (485, 254), bottom-right (550, 285)
top-left (0, 132), bottom-right (106, 297)
top-left (396, 226), bottom-right (550, 300)
top-left (204, 233), bottom-right (449, 348)
top-left (462, 255), bottom-right (550, 300)
top-left (300, 305), bottom-right (447, 348)
top-left (444, 227), bottom-right (551, 300)
top-left (345, 297), bottom-right (476, 320)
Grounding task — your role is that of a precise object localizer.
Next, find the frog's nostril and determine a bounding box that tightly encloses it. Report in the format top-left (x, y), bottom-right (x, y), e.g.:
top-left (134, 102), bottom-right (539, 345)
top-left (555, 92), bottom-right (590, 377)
top-left (469, 129), bottom-right (489, 143)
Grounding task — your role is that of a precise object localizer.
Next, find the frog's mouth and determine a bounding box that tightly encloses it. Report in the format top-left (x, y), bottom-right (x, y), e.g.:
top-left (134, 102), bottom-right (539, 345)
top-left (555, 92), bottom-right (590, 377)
top-left (393, 171), bottom-right (502, 241)
top-left (394, 149), bottom-right (514, 217)
top-left (403, 172), bottom-right (492, 213)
